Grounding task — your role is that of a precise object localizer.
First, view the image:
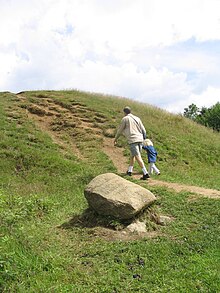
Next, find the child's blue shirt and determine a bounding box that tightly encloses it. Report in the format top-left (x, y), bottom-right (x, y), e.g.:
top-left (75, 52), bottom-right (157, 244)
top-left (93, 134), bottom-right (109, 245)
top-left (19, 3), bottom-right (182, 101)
top-left (143, 145), bottom-right (157, 163)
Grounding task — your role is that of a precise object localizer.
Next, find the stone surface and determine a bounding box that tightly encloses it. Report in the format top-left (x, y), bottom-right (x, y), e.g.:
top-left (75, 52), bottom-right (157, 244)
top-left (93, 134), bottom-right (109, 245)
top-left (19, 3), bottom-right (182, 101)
top-left (126, 220), bottom-right (147, 233)
top-left (84, 173), bottom-right (156, 220)
top-left (157, 215), bottom-right (173, 226)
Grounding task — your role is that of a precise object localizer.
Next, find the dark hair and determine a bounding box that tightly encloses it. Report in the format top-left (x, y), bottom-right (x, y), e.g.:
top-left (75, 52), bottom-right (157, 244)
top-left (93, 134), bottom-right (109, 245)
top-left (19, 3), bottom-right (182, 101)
top-left (123, 106), bottom-right (131, 114)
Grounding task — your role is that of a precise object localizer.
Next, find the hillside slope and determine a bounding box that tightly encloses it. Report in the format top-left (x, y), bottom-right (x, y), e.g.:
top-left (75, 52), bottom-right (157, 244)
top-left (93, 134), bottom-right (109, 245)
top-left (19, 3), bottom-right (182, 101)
top-left (12, 91), bottom-right (219, 197)
top-left (6, 90), bottom-right (220, 190)
top-left (1, 90), bottom-right (220, 292)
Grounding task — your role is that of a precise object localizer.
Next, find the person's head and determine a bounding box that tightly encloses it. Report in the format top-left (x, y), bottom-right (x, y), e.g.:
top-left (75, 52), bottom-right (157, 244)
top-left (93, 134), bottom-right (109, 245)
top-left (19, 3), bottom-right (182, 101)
top-left (123, 106), bottom-right (131, 115)
top-left (143, 139), bottom-right (153, 146)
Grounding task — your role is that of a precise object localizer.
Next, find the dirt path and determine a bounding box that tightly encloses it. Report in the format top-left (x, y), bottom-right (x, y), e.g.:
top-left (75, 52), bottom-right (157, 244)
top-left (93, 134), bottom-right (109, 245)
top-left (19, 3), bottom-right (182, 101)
top-left (103, 137), bottom-right (128, 173)
top-left (147, 179), bottom-right (220, 199)
top-left (103, 142), bottom-right (220, 199)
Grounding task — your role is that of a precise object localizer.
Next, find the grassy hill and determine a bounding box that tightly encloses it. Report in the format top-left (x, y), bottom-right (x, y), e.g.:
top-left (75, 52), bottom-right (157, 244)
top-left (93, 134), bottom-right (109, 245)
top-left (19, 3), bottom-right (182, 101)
top-left (0, 90), bottom-right (220, 292)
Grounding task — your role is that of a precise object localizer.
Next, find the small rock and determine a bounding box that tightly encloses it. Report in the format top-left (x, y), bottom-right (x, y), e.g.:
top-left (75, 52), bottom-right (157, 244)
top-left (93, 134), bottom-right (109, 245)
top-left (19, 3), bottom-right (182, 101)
top-left (157, 215), bottom-right (173, 226)
top-left (126, 220), bottom-right (147, 234)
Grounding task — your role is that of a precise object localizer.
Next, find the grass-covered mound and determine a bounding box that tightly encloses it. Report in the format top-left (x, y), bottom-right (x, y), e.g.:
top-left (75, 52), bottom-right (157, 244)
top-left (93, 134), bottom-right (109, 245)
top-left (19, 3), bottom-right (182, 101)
top-left (0, 91), bottom-right (220, 292)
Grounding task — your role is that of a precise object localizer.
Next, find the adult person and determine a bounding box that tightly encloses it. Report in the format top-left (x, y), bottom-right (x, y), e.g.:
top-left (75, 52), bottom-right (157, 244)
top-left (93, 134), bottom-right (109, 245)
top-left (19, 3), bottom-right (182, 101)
top-left (114, 106), bottom-right (150, 180)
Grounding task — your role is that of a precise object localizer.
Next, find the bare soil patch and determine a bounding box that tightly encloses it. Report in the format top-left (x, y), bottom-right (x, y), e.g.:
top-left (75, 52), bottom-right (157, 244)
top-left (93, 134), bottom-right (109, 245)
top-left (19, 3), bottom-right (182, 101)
top-left (147, 179), bottom-right (220, 199)
top-left (102, 137), bottom-right (128, 173)
top-left (17, 94), bottom-right (106, 161)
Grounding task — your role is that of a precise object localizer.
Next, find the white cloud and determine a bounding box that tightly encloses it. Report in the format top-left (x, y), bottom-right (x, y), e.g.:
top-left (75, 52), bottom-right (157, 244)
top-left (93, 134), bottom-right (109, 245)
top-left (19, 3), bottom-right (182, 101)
top-left (166, 86), bottom-right (220, 113)
top-left (0, 49), bottom-right (17, 88)
top-left (189, 86), bottom-right (220, 109)
top-left (60, 62), bottom-right (192, 109)
top-left (1, 0), bottom-right (220, 113)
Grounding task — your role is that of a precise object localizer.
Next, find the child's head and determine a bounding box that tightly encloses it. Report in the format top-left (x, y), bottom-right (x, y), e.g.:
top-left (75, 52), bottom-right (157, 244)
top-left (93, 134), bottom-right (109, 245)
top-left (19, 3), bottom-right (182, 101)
top-left (143, 139), bottom-right (153, 146)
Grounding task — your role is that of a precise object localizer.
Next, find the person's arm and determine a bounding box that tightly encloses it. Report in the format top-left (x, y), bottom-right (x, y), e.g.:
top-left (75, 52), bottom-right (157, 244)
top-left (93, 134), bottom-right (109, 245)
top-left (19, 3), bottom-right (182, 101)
top-left (139, 120), bottom-right (147, 139)
top-left (114, 118), bottom-right (126, 145)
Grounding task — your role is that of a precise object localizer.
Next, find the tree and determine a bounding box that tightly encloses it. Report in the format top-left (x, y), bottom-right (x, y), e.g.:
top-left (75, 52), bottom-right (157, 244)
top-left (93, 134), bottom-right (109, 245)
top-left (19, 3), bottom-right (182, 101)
top-left (195, 106), bottom-right (208, 126)
top-left (205, 102), bottom-right (220, 132)
top-left (183, 103), bottom-right (200, 120)
top-left (184, 102), bottom-right (220, 132)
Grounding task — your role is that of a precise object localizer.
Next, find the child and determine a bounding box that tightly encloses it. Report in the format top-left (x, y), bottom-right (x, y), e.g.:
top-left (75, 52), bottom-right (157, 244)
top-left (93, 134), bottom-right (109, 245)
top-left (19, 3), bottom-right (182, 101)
top-left (142, 139), bottom-right (160, 176)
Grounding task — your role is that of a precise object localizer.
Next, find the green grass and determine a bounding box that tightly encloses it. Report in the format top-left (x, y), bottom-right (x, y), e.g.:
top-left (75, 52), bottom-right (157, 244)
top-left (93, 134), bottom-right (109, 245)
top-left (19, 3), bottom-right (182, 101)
top-left (0, 91), bottom-right (220, 292)
top-left (20, 90), bottom-right (220, 189)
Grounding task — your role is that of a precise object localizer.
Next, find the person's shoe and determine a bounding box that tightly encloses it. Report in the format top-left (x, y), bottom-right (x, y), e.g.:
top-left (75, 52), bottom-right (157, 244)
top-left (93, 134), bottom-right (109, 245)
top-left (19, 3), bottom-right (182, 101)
top-left (126, 171), bottom-right (132, 176)
top-left (157, 172), bottom-right (161, 175)
top-left (140, 173), bottom-right (150, 180)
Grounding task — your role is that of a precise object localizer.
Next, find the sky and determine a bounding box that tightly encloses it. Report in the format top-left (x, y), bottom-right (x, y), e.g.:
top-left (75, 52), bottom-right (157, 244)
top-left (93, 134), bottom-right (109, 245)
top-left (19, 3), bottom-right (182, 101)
top-left (1, 0), bottom-right (220, 113)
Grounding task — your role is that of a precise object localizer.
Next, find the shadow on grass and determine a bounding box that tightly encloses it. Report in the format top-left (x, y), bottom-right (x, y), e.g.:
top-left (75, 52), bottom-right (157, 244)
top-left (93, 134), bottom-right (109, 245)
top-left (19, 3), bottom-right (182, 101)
top-left (59, 208), bottom-right (132, 231)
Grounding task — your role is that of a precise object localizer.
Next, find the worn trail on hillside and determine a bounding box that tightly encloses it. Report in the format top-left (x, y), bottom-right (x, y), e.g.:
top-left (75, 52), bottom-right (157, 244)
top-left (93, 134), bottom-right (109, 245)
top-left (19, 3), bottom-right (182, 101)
top-left (105, 147), bottom-right (220, 199)
top-left (17, 93), bottom-right (107, 161)
top-left (101, 125), bottom-right (220, 199)
top-left (17, 94), bottom-right (220, 199)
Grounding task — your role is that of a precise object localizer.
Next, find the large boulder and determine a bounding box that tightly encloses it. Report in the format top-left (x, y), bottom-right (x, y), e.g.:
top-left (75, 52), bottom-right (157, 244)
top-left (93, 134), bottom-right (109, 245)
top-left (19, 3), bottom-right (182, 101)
top-left (84, 173), bottom-right (156, 220)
